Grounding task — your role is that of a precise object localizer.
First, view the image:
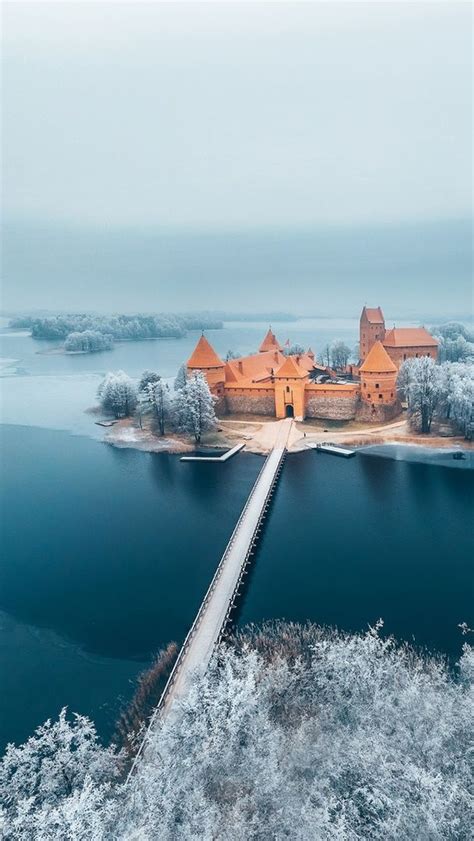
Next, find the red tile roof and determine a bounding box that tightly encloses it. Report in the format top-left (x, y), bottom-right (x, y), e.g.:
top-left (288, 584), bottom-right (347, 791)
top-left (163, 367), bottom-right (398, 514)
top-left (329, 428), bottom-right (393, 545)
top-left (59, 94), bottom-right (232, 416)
top-left (359, 341), bottom-right (397, 373)
top-left (187, 335), bottom-right (224, 368)
top-left (383, 327), bottom-right (438, 348)
top-left (362, 306), bottom-right (385, 324)
top-left (259, 328), bottom-right (281, 353)
top-left (274, 356), bottom-right (308, 379)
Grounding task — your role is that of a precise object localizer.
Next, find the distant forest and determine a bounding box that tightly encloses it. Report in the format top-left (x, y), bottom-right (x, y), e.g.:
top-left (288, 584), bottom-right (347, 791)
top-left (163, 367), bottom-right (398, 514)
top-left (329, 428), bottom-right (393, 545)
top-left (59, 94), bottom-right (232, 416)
top-left (9, 312), bottom-right (223, 352)
top-left (8, 311), bottom-right (299, 353)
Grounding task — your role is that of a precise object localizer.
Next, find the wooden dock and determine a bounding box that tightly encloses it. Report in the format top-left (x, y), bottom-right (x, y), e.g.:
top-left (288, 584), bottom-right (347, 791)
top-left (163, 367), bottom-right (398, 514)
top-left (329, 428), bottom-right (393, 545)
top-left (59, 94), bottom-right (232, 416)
top-left (180, 443), bottom-right (245, 462)
top-left (126, 419), bottom-right (292, 781)
top-left (307, 442), bottom-right (356, 458)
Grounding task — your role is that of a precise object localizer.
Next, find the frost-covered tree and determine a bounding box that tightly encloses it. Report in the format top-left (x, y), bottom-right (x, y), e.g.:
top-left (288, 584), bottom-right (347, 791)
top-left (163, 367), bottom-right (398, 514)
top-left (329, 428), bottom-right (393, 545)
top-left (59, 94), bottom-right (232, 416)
top-left (2, 626), bottom-right (472, 840)
top-left (123, 624), bottom-right (473, 840)
top-left (448, 365), bottom-right (474, 439)
top-left (64, 331), bottom-right (113, 353)
top-left (225, 350), bottom-right (241, 361)
top-left (0, 708), bottom-right (124, 820)
top-left (141, 379), bottom-right (171, 436)
top-left (319, 343), bottom-right (332, 368)
top-left (330, 340), bottom-right (351, 370)
top-left (398, 357), bottom-right (441, 433)
top-left (174, 371), bottom-right (217, 443)
top-left (98, 371), bottom-right (138, 418)
top-left (138, 370), bottom-right (161, 393)
top-left (432, 322), bottom-right (474, 362)
top-left (173, 363), bottom-right (187, 391)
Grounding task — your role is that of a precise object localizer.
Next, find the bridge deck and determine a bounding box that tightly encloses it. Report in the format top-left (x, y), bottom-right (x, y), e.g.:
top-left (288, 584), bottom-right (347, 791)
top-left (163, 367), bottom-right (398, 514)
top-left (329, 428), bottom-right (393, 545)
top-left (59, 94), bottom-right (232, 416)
top-left (127, 419), bottom-right (292, 778)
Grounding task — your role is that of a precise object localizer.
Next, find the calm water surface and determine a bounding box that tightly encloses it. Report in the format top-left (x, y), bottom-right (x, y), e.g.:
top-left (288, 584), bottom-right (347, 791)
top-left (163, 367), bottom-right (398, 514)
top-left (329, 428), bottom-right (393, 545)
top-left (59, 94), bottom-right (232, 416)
top-left (238, 450), bottom-right (473, 657)
top-left (0, 425), bottom-right (262, 750)
top-left (0, 324), bottom-right (473, 753)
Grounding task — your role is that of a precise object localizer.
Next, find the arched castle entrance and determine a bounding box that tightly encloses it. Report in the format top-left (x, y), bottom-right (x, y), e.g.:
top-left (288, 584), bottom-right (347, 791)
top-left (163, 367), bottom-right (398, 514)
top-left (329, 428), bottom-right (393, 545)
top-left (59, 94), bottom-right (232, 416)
top-left (285, 404), bottom-right (294, 418)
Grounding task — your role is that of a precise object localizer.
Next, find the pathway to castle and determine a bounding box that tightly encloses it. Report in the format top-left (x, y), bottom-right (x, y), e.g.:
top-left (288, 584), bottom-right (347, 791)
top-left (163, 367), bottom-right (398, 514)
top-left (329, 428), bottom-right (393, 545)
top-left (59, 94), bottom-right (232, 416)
top-left (127, 419), bottom-right (293, 779)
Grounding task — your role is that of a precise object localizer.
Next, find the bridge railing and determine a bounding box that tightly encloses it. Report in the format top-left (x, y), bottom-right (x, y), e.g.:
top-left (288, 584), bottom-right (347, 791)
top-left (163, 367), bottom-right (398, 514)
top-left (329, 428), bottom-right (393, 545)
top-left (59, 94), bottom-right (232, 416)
top-left (126, 446), bottom-right (286, 781)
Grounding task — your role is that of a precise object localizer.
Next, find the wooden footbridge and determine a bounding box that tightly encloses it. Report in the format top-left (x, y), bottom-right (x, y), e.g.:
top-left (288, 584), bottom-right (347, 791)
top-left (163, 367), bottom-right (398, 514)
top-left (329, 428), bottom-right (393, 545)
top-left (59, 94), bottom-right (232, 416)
top-left (127, 419), bottom-right (292, 779)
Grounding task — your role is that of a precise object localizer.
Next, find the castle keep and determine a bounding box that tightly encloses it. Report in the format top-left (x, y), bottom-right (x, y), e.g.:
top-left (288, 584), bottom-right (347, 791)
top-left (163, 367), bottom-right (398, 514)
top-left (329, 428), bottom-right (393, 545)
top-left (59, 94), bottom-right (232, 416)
top-left (187, 307), bottom-right (438, 423)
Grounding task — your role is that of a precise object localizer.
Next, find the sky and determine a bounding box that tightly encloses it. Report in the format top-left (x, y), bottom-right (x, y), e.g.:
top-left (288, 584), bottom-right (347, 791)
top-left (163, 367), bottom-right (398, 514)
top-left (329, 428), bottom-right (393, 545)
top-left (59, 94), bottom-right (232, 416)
top-left (1, 1), bottom-right (472, 315)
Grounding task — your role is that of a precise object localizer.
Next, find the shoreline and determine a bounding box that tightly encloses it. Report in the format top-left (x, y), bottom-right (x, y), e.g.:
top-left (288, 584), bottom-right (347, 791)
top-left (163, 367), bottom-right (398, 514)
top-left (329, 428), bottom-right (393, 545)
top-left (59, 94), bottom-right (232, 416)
top-left (103, 415), bottom-right (473, 461)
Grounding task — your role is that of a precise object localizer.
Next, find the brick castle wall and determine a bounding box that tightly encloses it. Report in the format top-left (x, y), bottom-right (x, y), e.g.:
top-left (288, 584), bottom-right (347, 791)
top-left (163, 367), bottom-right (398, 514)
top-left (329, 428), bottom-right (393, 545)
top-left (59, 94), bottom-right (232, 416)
top-left (224, 394), bottom-right (275, 416)
top-left (305, 395), bottom-right (358, 420)
top-left (355, 399), bottom-right (402, 423)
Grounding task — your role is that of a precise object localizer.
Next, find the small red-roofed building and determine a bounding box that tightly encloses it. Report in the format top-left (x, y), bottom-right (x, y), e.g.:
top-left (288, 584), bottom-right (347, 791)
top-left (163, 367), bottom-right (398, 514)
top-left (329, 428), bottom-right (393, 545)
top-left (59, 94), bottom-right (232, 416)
top-left (359, 306), bottom-right (438, 368)
top-left (382, 327), bottom-right (438, 367)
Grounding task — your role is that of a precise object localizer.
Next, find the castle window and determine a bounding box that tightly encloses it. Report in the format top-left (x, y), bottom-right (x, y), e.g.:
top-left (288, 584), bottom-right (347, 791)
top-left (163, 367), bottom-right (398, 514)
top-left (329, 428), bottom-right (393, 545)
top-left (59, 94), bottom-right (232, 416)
top-left (427, 353), bottom-right (430, 357)
top-left (367, 393), bottom-right (371, 398)
top-left (378, 394), bottom-right (383, 400)
top-left (416, 353), bottom-right (419, 358)
top-left (375, 383), bottom-right (379, 389)
top-left (403, 354), bottom-right (407, 360)
top-left (363, 383), bottom-right (367, 388)
top-left (286, 386), bottom-right (290, 393)
top-left (391, 392), bottom-right (393, 397)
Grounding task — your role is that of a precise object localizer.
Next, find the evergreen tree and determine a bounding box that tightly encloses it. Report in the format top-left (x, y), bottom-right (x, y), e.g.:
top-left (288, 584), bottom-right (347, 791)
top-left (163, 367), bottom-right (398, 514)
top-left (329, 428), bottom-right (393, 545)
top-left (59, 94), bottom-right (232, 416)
top-left (174, 363), bottom-right (187, 391)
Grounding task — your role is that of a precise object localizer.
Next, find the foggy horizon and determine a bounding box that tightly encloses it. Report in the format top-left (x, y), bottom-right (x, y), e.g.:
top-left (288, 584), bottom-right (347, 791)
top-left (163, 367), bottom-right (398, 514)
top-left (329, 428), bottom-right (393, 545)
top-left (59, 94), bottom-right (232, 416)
top-left (2, 1), bottom-right (472, 318)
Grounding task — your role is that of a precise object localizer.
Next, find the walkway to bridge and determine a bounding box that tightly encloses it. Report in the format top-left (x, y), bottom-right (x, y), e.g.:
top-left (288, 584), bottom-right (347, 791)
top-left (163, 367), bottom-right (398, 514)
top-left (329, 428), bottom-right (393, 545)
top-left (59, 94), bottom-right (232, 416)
top-left (127, 418), bottom-right (292, 779)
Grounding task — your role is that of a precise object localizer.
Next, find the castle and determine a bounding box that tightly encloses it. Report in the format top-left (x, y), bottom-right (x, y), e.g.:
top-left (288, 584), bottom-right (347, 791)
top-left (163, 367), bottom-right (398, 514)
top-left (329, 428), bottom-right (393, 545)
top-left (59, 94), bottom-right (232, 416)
top-left (187, 306), bottom-right (438, 423)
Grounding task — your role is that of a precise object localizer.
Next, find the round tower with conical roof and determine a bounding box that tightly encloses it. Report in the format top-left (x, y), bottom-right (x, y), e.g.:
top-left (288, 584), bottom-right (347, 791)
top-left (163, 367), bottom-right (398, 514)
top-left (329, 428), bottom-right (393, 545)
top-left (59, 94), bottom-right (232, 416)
top-left (187, 334), bottom-right (226, 398)
top-left (358, 340), bottom-right (399, 419)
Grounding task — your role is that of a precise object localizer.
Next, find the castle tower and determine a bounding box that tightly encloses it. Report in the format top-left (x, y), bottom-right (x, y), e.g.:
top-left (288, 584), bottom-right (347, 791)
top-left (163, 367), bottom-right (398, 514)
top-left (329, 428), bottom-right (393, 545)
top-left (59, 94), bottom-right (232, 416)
top-left (359, 341), bottom-right (398, 410)
top-left (259, 328), bottom-right (281, 353)
top-left (273, 355), bottom-right (307, 420)
top-left (360, 306), bottom-right (385, 361)
top-left (187, 335), bottom-right (226, 397)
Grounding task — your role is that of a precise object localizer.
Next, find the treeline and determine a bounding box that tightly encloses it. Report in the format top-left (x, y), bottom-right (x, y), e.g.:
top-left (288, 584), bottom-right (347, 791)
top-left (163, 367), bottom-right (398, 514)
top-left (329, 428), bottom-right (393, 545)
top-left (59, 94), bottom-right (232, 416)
top-left (1, 623), bottom-right (471, 839)
top-left (398, 357), bottom-right (474, 437)
top-left (9, 312), bottom-right (223, 353)
top-left (431, 321), bottom-right (474, 362)
top-left (98, 366), bottom-right (217, 443)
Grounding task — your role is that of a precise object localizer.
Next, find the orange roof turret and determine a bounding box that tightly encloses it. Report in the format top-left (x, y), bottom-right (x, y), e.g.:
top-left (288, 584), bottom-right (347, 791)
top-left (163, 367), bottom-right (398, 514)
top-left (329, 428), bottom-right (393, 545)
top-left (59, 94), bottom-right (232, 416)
top-left (359, 340), bottom-right (397, 374)
top-left (187, 335), bottom-right (224, 369)
top-left (259, 328), bottom-right (281, 353)
top-left (274, 355), bottom-right (307, 379)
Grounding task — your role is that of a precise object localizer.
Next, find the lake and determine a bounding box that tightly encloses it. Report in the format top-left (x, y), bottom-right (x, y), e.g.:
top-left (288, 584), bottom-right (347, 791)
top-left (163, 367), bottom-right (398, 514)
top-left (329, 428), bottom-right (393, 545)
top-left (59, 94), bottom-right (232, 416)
top-left (0, 322), bottom-right (473, 753)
